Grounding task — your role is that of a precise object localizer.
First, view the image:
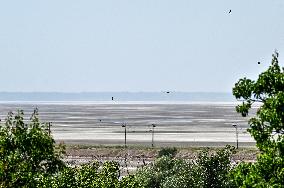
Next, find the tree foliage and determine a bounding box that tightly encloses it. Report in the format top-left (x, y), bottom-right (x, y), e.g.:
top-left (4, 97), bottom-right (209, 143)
top-left (37, 161), bottom-right (140, 188)
top-left (233, 51), bottom-right (284, 150)
top-left (0, 110), bottom-right (141, 187)
top-left (230, 150), bottom-right (284, 187)
top-left (134, 146), bottom-right (235, 188)
top-left (231, 51), bottom-right (284, 186)
top-left (196, 146), bottom-right (235, 188)
top-left (0, 109), bottom-right (65, 187)
top-left (157, 147), bottom-right (177, 158)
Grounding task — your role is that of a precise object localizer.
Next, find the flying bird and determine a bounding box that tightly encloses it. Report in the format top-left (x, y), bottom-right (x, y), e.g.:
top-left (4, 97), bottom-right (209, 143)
top-left (229, 9), bottom-right (232, 14)
top-left (258, 62), bottom-right (261, 65)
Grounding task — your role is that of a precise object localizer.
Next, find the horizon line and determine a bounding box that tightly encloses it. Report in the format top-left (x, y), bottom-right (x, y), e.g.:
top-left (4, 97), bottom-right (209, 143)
top-left (0, 91), bottom-right (232, 94)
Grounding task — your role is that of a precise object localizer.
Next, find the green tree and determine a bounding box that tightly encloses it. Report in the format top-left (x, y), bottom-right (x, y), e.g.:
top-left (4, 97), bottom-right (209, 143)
top-left (134, 156), bottom-right (193, 188)
top-left (196, 146), bottom-right (235, 188)
top-left (134, 146), bottom-right (235, 188)
top-left (231, 51), bottom-right (284, 186)
top-left (233, 51), bottom-right (284, 151)
top-left (0, 109), bottom-right (65, 187)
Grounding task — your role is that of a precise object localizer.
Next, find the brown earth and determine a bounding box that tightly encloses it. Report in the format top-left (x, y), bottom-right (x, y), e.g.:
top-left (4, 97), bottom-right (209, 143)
top-left (64, 145), bottom-right (259, 166)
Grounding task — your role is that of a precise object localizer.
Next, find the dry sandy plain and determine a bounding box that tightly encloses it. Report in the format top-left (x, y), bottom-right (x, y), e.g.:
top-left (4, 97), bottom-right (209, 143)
top-left (0, 101), bottom-right (257, 147)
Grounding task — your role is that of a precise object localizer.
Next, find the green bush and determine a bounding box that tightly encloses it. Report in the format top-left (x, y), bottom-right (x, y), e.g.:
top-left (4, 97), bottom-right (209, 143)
top-left (158, 147), bottom-right (177, 158)
top-left (38, 161), bottom-right (142, 188)
top-left (229, 146), bottom-right (284, 187)
top-left (196, 146), bottom-right (236, 188)
top-left (0, 109), bottom-right (65, 187)
top-left (134, 146), bottom-right (235, 188)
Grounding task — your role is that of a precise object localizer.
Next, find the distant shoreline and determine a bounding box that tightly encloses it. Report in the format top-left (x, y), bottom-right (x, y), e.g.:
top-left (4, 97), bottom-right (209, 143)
top-left (0, 100), bottom-right (241, 105)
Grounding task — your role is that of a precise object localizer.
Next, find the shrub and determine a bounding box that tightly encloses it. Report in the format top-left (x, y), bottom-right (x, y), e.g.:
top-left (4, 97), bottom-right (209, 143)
top-left (158, 147), bottom-right (177, 158)
top-left (196, 145), bottom-right (236, 188)
top-left (0, 109), bottom-right (65, 187)
top-left (134, 146), bottom-right (235, 188)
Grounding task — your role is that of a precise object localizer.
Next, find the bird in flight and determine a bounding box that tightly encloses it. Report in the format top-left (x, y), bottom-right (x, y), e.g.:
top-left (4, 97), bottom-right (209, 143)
top-left (258, 62), bottom-right (261, 65)
top-left (229, 9), bottom-right (232, 14)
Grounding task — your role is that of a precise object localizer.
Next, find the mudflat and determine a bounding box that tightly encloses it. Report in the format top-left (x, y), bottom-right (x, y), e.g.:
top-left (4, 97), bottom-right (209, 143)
top-left (0, 102), bottom-right (257, 147)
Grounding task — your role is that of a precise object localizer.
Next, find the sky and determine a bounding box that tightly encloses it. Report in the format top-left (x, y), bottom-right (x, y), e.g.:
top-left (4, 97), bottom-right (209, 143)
top-left (0, 0), bottom-right (284, 92)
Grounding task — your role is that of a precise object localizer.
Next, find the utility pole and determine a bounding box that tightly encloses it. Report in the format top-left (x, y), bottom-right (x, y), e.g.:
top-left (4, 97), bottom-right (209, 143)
top-left (151, 124), bottom-right (156, 147)
top-left (232, 124), bottom-right (238, 149)
top-left (122, 123), bottom-right (127, 148)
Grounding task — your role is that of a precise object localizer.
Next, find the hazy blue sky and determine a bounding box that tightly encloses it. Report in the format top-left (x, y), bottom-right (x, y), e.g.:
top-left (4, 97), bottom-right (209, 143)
top-left (0, 0), bottom-right (284, 92)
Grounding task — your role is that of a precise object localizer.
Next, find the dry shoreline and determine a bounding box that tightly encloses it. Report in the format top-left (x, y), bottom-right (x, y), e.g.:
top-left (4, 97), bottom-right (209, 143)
top-left (58, 139), bottom-right (256, 148)
top-left (63, 144), bottom-right (259, 166)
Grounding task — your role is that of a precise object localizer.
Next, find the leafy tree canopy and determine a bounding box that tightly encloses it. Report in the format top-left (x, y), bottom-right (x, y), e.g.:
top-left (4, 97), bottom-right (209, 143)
top-left (0, 109), bottom-right (65, 187)
top-left (134, 146), bottom-right (235, 188)
top-left (231, 51), bottom-right (284, 187)
top-left (233, 51), bottom-right (284, 152)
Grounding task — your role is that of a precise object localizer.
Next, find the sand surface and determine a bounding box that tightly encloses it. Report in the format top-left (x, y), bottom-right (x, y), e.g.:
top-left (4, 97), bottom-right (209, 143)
top-left (0, 102), bottom-right (257, 147)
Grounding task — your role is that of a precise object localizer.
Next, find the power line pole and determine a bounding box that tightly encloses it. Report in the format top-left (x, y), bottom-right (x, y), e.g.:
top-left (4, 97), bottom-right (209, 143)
top-left (122, 123), bottom-right (127, 148)
top-left (151, 124), bottom-right (156, 148)
top-left (232, 124), bottom-right (238, 149)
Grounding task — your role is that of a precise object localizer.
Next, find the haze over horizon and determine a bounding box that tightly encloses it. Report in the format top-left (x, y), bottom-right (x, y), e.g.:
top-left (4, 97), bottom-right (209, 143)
top-left (1, 0), bottom-right (284, 92)
top-left (0, 91), bottom-right (235, 102)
